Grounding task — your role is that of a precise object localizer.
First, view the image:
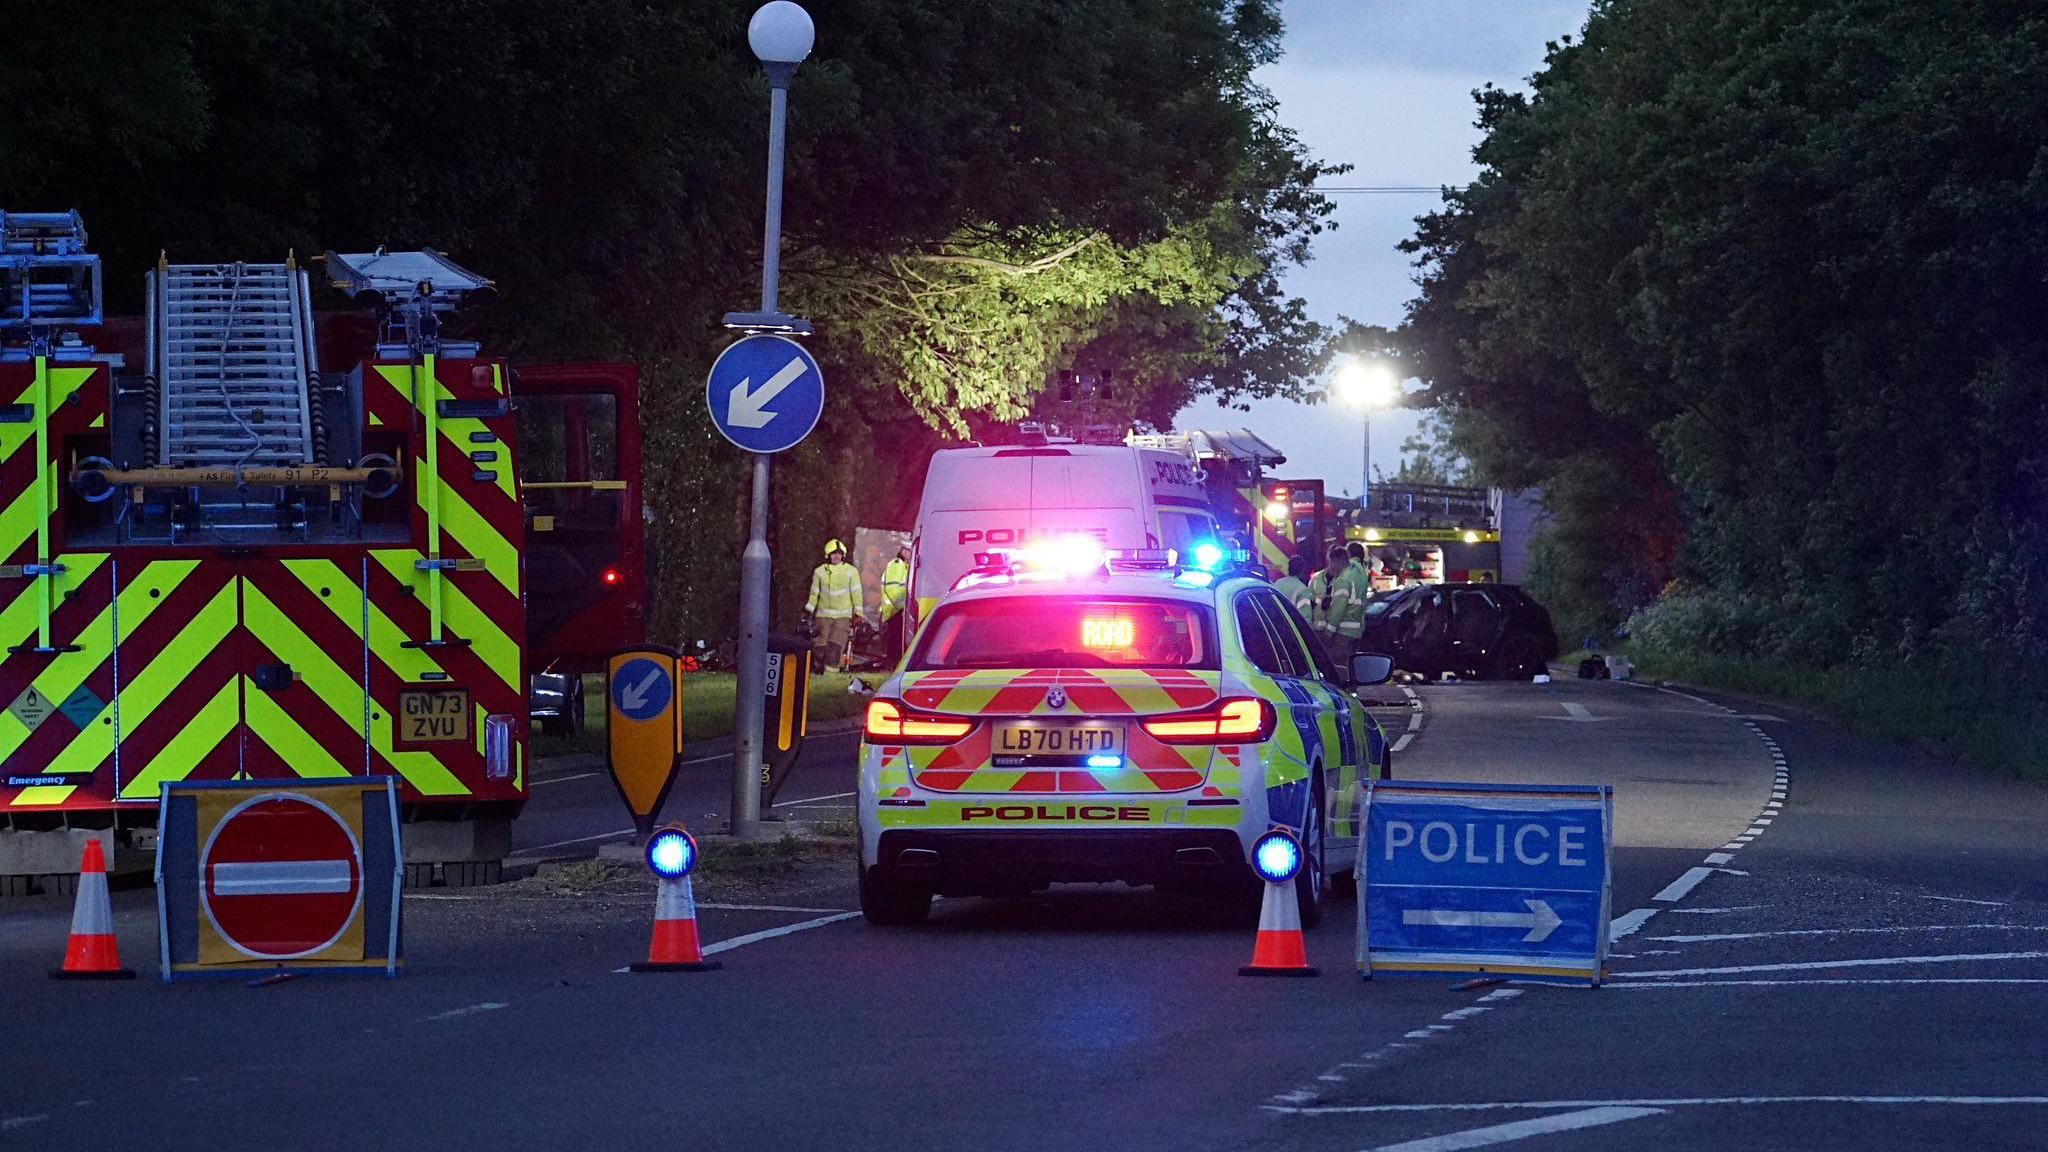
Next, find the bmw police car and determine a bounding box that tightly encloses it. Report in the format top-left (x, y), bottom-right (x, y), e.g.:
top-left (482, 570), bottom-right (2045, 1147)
top-left (856, 540), bottom-right (1393, 926)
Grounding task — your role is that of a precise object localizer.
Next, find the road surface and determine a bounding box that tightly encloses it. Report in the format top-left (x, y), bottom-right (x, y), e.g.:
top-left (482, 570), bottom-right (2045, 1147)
top-left (6, 675), bottom-right (2046, 1151)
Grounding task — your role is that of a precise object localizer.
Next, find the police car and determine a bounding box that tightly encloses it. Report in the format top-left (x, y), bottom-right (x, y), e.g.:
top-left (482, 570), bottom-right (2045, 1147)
top-left (856, 539), bottom-right (1394, 926)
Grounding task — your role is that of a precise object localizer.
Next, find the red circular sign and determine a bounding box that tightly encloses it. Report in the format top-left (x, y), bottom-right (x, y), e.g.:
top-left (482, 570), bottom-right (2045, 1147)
top-left (202, 794), bottom-right (363, 960)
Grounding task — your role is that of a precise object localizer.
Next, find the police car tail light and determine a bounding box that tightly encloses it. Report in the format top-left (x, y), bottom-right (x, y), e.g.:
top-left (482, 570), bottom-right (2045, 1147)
top-left (864, 699), bottom-right (974, 744)
top-left (1141, 697), bottom-right (1275, 744)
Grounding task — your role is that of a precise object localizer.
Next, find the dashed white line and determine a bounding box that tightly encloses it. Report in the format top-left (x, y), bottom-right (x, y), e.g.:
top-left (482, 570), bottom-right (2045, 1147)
top-left (1363, 1106), bottom-right (1665, 1151)
top-left (1609, 907), bottom-right (1658, 942)
top-left (1653, 867), bottom-right (1716, 903)
top-left (1614, 951), bottom-right (2048, 979)
top-left (1606, 978), bottom-right (2048, 990)
top-left (1407, 712), bottom-right (1423, 733)
top-left (1477, 988), bottom-right (1523, 1003)
top-left (1, 1114), bottom-right (50, 1132)
top-left (1648, 924), bottom-right (2047, 944)
top-left (776, 790), bottom-right (856, 807)
top-left (420, 1002), bottom-right (508, 1022)
top-left (1392, 733), bottom-right (1415, 753)
top-left (1703, 852), bottom-right (1734, 865)
top-left (698, 902), bottom-right (850, 914)
top-left (529, 771), bottom-right (601, 787)
top-left (509, 828), bottom-right (634, 858)
top-left (1918, 894), bottom-right (2008, 907)
top-left (1269, 1095), bottom-right (2048, 1116)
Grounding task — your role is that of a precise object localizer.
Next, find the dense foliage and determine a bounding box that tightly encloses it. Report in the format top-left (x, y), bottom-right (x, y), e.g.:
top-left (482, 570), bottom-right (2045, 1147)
top-left (2, 0), bottom-right (1334, 635)
top-left (1402, 0), bottom-right (2048, 676)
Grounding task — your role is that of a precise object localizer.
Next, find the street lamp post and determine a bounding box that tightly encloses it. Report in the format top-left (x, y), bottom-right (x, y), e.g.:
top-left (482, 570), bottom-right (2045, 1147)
top-left (730, 1), bottom-right (815, 840)
top-left (1333, 359), bottom-right (1400, 513)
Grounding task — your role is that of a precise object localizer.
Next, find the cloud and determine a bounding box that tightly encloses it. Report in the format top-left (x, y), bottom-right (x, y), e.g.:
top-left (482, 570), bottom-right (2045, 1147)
top-left (1275, 0), bottom-right (1592, 76)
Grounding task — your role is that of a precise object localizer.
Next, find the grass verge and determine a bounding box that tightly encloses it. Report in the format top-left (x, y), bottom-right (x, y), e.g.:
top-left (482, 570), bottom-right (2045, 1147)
top-left (531, 669), bottom-right (876, 759)
top-left (1632, 649), bottom-right (2048, 782)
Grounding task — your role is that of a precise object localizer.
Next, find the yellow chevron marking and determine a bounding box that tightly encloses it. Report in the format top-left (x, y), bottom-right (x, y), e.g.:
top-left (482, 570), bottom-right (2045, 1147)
top-left (112, 576), bottom-right (238, 797)
top-left (90, 414), bottom-right (105, 429)
top-left (365, 550), bottom-right (518, 691)
top-left (0, 553), bottom-right (105, 653)
top-left (0, 556), bottom-right (187, 767)
top-left (373, 365), bottom-right (520, 595)
top-left (245, 575), bottom-right (467, 795)
top-left (243, 689), bottom-right (354, 779)
top-left (0, 366), bottom-right (92, 464)
top-left (9, 784), bottom-right (77, 806)
top-left (120, 680), bottom-right (240, 799)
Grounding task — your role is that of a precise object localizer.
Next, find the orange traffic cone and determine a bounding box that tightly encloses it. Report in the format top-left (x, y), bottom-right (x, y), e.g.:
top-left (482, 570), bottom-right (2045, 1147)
top-left (49, 839), bottom-right (134, 980)
top-left (630, 826), bottom-right (720, 974)
top-left (1241, 830), bottom-right (1317, 977)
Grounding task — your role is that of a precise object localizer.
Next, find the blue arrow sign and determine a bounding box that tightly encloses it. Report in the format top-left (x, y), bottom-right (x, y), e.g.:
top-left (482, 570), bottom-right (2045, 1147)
top-left (1359, 781), bottom-right (1613, 985)
top-left (610, 657), bottom-right (674, 722)
top-left (705, 334), bottom-right (824, 454)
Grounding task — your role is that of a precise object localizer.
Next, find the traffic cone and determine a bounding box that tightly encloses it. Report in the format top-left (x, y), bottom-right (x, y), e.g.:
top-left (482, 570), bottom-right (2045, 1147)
top-left (629, 871), bottom-right (720, 973)
top-left (1240, 877), bottom-right (1318, 977)
top-left (49, 839), bottom-right (134, 980)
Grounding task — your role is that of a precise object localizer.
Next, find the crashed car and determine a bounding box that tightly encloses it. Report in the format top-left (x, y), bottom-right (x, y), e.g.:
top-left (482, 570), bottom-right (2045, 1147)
top-left (1356, 583), bottom-right (1558, 681)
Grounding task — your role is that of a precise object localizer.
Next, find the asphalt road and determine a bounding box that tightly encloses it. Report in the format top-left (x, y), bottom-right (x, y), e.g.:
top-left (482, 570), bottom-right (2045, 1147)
top-left (6, 675), bottom-right (2046, 1151)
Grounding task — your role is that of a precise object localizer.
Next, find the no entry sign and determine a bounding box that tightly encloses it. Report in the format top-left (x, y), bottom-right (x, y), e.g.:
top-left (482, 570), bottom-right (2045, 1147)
top-left (202, 795), bottom-right (364, 960)
top-left (157, 778), bottom-right (403, 980)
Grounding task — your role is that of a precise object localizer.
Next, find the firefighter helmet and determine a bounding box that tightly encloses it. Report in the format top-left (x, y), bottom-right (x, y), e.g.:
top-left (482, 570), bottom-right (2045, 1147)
top-left (824, 538), bottom-right (847, 557)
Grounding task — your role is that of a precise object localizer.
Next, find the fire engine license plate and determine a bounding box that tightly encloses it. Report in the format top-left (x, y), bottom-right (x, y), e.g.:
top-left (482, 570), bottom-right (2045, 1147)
top-left (994, 723), bottom-right (1122, 758)
top-left (399, 689), bottom-right (471, 744)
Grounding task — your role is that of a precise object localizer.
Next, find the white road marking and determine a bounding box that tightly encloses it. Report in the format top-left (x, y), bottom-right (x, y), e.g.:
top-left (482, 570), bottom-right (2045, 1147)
top-left (1270, 1095), bottom-right (2048, 1116)
top-left (701, 911), bottom-right (862, 955)
top-left (1918, 894), bottom-right (2008, 907)
top-left (420, 1002), bottom-right (507, 1023)
top-left (776, 790), bottom-right (855, 807)
top-left (1703, 852), bottom-right (1734, 865)
top-left (1477, 988), bottom-right (1523, 1003)
top-left (698, 902), bottom-right (850, 914)
top-left (530, 771), bottom-right (601, 787)
top-left (1392, 733), bottom-right (1415, 753)
top-left (509, 828), bottom-right (634, 858)
top-left (1363, 1106), bottom-right (1665, 1151)
top-left (1407, 712), bottom-right (1423, 733)
top-left (1, 1115), bottom-right (50, 1132)
top-left (1649, 925), bottom-right (2047, 944)
top-left (679, 752), bottom-right (732, 766)
top-left (1653, 867), bottom-right (1715, 903)
top-left (1615, 951), bottom-right (2048, 979)
top-left (1605, 978), bottom-right (2048, 990)
top-left (1669, 906), bottom-right (1763, 914)
top-left (1609, 907), bottom-right (1658, 942)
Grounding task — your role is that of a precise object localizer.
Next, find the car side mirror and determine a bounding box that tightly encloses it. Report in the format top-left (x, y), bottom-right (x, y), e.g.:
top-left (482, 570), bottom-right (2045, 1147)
top-left (1350, 652), bottom-right (1393, 686)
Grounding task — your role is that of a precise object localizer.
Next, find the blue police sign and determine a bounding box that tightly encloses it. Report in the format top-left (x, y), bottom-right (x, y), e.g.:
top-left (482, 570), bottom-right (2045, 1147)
top-left (705, 334), bottom-right (824, 454)
top-left (1358, 781), bottom-right (1612, 985)
top-left (611, 657), bottom-right (675, 722)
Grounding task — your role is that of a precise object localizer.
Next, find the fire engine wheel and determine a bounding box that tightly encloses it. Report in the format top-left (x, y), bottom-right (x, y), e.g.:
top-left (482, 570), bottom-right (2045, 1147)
top-left (859, 864), bottom-right (932, 926)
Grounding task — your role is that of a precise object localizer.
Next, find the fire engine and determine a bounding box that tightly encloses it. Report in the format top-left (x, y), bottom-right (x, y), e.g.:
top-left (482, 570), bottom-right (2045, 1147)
top-left (0, 211), bottom-right (640, 891)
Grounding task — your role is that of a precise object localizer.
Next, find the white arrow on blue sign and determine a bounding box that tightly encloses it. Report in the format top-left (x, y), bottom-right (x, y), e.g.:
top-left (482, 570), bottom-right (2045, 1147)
top-left (610, 657), bottom-right (674, 722)
top-left (1358, 780), bottom-right (1613, 985)
top-left (705, 334), bottom-right (825, 454)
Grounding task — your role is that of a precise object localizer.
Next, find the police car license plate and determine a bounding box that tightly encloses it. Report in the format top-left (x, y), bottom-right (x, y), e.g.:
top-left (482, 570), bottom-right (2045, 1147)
top-left (994, 723), bottom-right (1122, 758)
top-left (398, 689), bottom-right (471, 743)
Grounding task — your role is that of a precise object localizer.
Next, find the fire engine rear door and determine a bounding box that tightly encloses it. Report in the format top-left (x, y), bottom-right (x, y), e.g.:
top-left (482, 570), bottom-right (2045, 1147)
top-left (236, 556), bottom-right (372, 780)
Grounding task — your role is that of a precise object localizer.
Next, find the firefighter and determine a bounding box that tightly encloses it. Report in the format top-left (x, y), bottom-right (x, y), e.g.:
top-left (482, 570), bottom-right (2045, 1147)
top-left (805, 538), bottom-right (861, 673)
top-left (1306, 543), bottom-right (1367, 664)
top-left (879, 543), bottom-right (911, 665)
top-left (1274, 554), bottom-right (1311, 616)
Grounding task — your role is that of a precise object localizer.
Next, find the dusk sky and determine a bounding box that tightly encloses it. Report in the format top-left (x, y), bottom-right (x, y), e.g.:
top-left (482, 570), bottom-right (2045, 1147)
top-left (1172, 0), bottom-right (1593, 496)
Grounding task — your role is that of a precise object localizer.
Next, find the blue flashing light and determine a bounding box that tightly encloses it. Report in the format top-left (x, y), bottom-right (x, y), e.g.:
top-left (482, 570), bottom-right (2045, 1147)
top-left (1190, 541), bottom-right (1226, 571)
top-left (1085, 754), bottom-right (1123, 769)
top-left (1252, 830), bottom-right (1302, 884)
top-left (647, 827), bottom-right (698, 879)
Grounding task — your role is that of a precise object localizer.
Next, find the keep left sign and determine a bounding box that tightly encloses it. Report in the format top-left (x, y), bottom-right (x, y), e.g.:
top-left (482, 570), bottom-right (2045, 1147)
top-left (1358, 780), bottom-right (1613, 985)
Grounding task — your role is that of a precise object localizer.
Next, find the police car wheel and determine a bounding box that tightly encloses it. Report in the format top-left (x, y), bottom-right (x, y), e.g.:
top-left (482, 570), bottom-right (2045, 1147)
top-left (859, 864), bottom-right (932, 926)
top-left (1295, 789), bottom-right (1327, 930)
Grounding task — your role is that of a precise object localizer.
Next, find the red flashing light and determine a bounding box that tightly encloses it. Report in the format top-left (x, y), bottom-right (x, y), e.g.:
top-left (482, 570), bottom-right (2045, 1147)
top-left (601, 567), bottom-right (621, 586)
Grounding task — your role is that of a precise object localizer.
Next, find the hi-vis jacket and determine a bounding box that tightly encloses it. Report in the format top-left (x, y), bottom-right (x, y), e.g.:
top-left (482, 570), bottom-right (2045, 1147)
top-left (1306, 566), bottom-right (1369, 640)
top-left (880, 557), bottom-right (910, 621)
top-left (807, 562), bottom-right (863, 620)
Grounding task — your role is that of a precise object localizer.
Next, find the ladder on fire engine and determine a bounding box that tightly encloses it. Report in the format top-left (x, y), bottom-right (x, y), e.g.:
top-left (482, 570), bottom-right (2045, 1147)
top-left (148, 257), bottom-right (323, 471)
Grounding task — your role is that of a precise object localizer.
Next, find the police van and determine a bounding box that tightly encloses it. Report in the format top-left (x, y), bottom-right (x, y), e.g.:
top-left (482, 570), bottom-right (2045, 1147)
top-left (910, 443), bottom-right (1217, 625)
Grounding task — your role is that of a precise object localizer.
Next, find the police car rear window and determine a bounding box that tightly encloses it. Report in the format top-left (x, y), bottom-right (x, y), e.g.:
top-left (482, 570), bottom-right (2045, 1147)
top-left (911, 597), bottom-right (1218, 670)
